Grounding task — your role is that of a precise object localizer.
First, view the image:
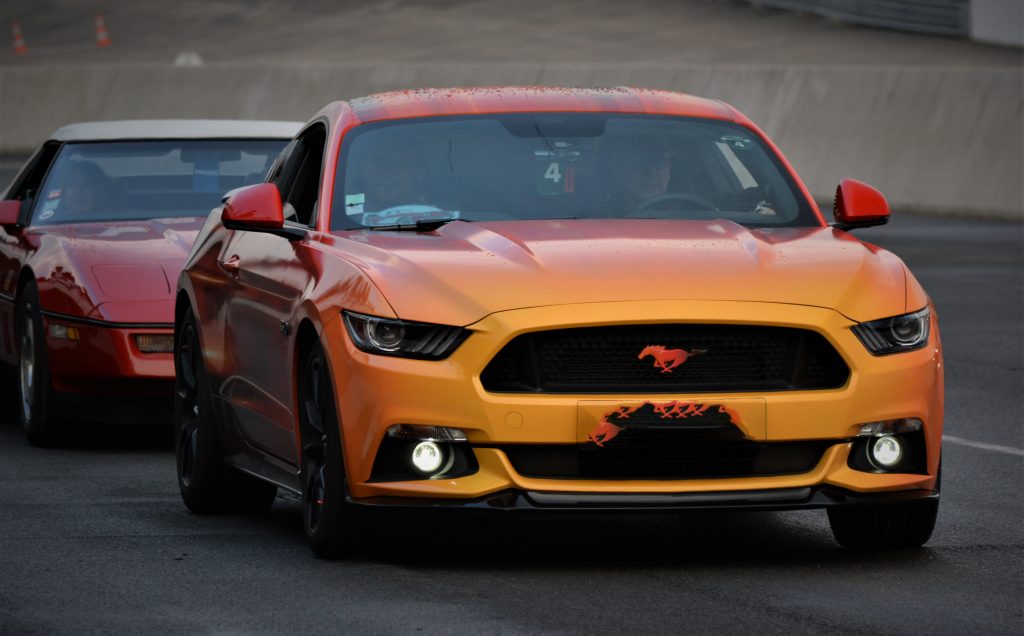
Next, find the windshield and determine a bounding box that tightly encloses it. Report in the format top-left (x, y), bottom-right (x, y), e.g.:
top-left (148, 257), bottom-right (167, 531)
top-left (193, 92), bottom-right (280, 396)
top-left (31, 139), bottom-right (288, 225)
top-left (332, 114), bottom-right (817, 230)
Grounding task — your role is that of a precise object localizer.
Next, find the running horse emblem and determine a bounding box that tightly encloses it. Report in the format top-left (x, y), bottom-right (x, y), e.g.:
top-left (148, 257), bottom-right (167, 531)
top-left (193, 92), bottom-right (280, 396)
top-left (638, 345), bottom-right (706, 373)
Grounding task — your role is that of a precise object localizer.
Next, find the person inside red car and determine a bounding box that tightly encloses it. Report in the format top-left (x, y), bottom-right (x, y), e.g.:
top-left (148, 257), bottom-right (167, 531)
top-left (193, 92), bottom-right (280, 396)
top-left (57, 161), bottom-right (114, 219)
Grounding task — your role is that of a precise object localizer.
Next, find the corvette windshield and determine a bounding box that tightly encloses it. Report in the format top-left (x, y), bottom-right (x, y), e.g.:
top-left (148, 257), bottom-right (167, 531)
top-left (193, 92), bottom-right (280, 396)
top-left (333, 114), bottom-right (817, 230)
top-left (31, 139), bottom-right (287, 225)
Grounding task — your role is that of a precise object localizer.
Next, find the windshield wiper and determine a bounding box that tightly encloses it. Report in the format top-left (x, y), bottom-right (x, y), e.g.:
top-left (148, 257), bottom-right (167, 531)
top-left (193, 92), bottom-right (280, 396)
top-left (366, 218), bottom-right (468, 232)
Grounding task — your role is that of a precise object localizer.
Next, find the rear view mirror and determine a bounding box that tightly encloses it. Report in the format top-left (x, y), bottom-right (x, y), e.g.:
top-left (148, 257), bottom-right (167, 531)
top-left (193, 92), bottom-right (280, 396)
top-left (833, 179), bottom-right (890, 230)
top-left (221, 183), bottom-right (305, 240)
top-left (0, 200), bottom-right (22, 228)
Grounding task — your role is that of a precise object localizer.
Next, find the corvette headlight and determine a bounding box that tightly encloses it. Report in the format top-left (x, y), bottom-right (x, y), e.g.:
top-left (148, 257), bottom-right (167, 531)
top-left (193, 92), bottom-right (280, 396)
top-left (342, 311), bottom-right (469, 359)
top-left (852, 307), bottom-right (930, 355)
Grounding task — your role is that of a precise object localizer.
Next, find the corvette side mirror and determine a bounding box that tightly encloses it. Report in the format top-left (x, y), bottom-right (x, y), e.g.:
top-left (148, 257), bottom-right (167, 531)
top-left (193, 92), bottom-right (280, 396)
top-left (0, 199), bottom-right (23, 229)
top-left (221, 183), bottom-right (305, 240)
top-left (832, 179), bottom-right (890, 231)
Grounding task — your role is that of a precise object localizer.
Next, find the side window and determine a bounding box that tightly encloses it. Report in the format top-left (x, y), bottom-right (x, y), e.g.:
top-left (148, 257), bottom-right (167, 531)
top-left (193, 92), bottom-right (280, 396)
top-left (4, 142), bottom-right (61, 224)
top-left (274, 124), bottom-right (327, 227)
top-left (266, 139), bottom-right (296, 186)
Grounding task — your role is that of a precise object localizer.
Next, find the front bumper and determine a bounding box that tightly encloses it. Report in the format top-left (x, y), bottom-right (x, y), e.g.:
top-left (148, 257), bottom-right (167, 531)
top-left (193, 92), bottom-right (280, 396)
top-left (42, 312), bottom-right (174, 395)
top-left (321, 299), bottom-right (943, 504)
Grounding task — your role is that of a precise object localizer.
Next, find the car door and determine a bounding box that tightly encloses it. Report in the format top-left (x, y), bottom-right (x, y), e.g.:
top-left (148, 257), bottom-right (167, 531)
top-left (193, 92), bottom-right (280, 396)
top-left (218, 123), bottom-right (327, 465)
top-left (0, 142), bottom-right (61, 364)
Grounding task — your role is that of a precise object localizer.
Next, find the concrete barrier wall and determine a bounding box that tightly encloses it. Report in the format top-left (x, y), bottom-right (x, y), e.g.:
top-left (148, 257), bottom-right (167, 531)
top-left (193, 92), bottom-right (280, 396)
top-left (1, 63), bottom-right (1020, 218)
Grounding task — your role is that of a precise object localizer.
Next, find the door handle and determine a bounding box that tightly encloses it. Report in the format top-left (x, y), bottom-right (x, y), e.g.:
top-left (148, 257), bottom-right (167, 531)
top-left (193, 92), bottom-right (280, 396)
top-left (222, 255), bottom-right (241, 276)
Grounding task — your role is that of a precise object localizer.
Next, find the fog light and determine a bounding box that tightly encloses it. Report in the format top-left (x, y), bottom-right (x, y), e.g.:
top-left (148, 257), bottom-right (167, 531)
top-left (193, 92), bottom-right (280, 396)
top-left (48, 324), bottom-right (80, 341)
top-left (411, 441), bottom-right (444, 474)
top-left (871, 435), bottom-right (903, 468)
top-left (135, 334), bottom-right (174, 353)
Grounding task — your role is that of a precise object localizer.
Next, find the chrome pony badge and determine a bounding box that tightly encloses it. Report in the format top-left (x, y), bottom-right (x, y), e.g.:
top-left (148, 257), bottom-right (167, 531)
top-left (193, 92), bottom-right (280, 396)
top-left (638, 345), bottom-right (706, 373)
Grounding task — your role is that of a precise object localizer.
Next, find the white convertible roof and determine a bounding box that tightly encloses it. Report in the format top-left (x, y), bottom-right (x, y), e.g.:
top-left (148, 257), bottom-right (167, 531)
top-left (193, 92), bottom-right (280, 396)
top-left (50, 119), bottom-right (303, 142)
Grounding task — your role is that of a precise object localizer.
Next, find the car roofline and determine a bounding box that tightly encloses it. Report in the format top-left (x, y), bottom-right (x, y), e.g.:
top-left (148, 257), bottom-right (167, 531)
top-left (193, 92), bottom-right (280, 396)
top-left (50, 119), bottom-right (303, 142)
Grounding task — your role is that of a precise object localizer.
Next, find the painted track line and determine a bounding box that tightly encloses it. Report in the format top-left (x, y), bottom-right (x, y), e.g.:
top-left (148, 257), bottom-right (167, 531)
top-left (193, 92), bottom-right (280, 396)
top-left (944, 435), bottom-right (1024, 457)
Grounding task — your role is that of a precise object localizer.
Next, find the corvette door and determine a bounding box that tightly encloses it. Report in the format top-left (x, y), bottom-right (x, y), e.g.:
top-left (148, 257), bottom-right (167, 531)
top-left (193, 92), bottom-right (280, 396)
top-left (0, 143), bottom-right (61, 364)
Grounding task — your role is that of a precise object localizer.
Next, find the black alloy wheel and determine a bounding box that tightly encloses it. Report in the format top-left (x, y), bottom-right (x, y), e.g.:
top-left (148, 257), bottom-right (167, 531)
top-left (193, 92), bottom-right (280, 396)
top-left (174, 306), bottom-right (276, 514)
top-left (300, 341), bottom-right (359, 558)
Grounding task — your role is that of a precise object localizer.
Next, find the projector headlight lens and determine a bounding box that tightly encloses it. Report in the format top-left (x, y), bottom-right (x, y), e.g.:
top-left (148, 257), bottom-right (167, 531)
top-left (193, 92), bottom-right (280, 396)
top-left (852, 307), bottom-right (930, 355)
top-left (343, 311), bottom-right (469, 359)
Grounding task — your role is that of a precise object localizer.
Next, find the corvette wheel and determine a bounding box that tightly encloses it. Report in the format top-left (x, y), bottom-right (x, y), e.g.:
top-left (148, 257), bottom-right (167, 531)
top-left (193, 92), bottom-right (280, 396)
top-left (175, 307), bottom-right (277, 514)
top-left (17, 281), bottom-right (62, 446)
top-left (827, 498), bottom-right (939, 549)
top-left (300, 341), bottom-right (359, 558)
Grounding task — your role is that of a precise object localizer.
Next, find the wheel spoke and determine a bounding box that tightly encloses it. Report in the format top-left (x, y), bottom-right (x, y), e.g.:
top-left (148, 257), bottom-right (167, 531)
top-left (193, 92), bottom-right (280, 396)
top-left (19, 304), bottom-right (35, 422)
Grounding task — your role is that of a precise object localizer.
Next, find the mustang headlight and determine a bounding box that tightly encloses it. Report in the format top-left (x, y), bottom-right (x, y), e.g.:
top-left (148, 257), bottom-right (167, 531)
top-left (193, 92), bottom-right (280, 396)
top-left (852, 307), bottom-right (930, 355)
top-left (342, 311), bottom-right (469, 359)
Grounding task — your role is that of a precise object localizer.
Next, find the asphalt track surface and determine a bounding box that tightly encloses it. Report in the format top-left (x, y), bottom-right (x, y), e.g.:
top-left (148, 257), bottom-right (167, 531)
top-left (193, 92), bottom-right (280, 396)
top-left (0, 195), bottom-right (1020, 634)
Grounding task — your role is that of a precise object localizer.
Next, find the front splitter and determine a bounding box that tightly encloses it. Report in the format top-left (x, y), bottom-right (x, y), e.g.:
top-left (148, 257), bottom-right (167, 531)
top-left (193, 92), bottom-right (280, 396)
top-left (349, 485), bottom-right (938, 512)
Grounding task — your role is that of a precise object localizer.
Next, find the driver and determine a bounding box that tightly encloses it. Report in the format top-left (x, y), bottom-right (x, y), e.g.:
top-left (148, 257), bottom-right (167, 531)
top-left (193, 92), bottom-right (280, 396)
top-left (603, 138), bottom-right (673, 212)
top-left (58, 161), bottom-right (113, 218)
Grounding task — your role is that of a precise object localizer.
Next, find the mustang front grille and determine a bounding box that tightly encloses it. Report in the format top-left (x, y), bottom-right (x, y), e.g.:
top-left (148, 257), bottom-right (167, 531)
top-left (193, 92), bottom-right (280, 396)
top-left (480, 324), bottom-right (849, 393)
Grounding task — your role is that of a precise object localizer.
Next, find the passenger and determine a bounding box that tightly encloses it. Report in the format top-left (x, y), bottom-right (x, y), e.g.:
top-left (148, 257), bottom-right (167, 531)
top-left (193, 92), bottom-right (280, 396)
top-left (360, 147), bottom-right (430, 212)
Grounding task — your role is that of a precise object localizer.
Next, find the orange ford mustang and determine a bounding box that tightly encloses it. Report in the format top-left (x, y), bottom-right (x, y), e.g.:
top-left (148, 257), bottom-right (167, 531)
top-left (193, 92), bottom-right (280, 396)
top-left (174, 88), bottom-right (943, 557)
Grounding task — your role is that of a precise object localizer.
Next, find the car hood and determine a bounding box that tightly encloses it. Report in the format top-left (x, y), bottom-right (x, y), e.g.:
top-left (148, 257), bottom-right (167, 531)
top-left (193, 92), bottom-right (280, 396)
top-left (330, 219), bottom-right (909, 326)
top-left (29, 218), bottom-right (204, 323)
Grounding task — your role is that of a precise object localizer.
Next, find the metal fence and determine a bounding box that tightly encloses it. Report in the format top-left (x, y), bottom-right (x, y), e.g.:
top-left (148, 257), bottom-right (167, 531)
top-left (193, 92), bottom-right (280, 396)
top-left (749, 0), bottom-right (969, 37)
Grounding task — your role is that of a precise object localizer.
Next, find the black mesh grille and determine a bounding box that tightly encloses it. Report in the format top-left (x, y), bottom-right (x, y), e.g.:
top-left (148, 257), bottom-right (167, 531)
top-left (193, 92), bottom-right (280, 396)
top-left (481, 324), bottom-right (848, 393)
top-left (497, 436), bottom-right (833, 480)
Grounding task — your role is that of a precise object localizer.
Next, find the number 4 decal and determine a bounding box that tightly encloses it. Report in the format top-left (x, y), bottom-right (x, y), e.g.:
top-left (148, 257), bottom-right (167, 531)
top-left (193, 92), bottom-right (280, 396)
top-left (544, 162), bottom-right (562, 183)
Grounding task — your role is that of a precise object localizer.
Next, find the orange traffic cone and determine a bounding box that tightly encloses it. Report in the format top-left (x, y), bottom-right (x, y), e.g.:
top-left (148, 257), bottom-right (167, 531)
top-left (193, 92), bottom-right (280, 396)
top-left (94, 13), bottom-right (112, 48)
top-left (11, 20), bottom-right (28, 56)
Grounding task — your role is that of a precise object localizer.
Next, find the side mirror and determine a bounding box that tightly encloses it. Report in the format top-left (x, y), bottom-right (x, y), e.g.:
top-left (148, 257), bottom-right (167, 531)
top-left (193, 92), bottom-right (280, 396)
top-left (0, 200), bottom-right (23, 229)
top-left (833, 178), bottom-right (890, 230)
top-left (221, 183), bottom-right (305, 240)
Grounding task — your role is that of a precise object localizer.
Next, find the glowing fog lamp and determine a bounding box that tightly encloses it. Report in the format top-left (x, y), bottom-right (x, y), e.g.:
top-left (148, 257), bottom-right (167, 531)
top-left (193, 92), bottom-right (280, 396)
top-left (871, 435), bottom-right (903, 468)
top-left (410, 441), bottom-right (445, 474)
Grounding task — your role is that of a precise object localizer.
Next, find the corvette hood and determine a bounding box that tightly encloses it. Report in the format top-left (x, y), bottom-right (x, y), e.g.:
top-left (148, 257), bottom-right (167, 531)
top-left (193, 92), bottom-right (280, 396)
top-left (29, 218), bottom-right (204, 323)
top-left (332, 219), bottom-right (909, 326)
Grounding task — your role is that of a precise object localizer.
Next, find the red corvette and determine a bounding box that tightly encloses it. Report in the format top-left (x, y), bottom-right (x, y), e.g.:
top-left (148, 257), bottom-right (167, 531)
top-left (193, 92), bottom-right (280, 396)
top-left (0, 120), bottom-right (299, 444)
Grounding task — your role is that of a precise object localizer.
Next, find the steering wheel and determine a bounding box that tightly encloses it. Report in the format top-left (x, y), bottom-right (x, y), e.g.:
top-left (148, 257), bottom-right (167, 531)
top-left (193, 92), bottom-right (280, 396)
top-left (627, 192), bottom-right (720, 217)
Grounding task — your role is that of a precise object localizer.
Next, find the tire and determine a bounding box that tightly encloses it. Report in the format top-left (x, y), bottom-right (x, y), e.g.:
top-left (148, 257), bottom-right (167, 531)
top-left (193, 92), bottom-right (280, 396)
top-left (174, 306), bottom-right (277, 514)
top-left (17, 281), bottom-right (62, 446)
top-left (299, 341), bottom-right (362, 558)
top-left (827, 498), bottom-right (939, 549)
